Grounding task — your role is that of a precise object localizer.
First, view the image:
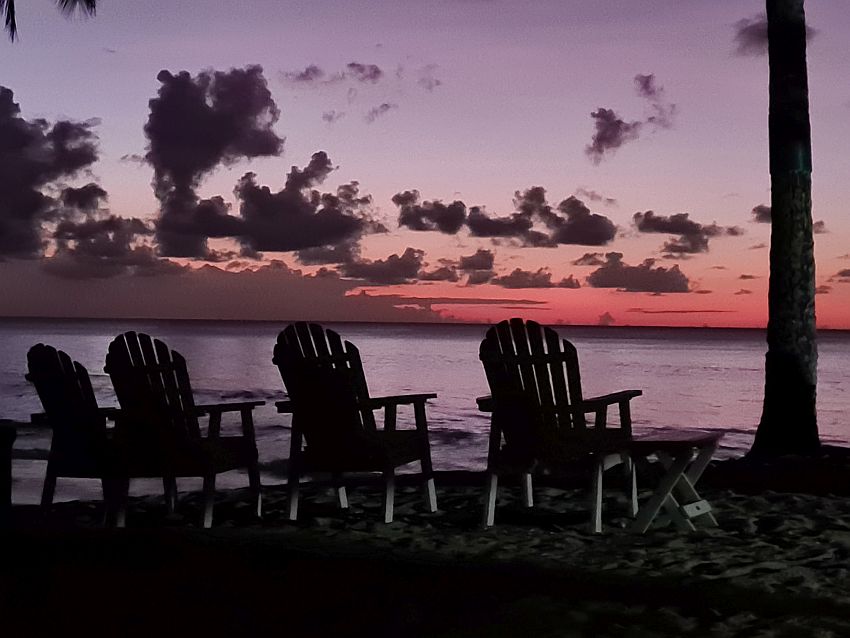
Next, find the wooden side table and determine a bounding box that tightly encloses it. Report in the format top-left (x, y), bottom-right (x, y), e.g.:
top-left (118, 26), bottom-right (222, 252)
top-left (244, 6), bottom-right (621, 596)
top-left (627, 430), bottom-right (724, 533)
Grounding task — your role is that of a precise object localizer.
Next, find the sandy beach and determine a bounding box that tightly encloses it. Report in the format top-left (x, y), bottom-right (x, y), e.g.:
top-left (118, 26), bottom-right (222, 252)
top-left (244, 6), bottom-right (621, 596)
top-left (5, 461), bottom-right (850, 637)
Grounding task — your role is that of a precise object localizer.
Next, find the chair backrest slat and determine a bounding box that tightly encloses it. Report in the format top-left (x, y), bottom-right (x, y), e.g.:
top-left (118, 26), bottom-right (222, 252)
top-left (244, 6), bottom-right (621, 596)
top-left (106, 332), bottom-right (201, 442)
top-left (481, 319), bottom-right (587, 448)
top-left (274, 322), bottom-right (377, 449)
top-left (525, 320), bottom-right (557, 430)
top-left (26, 343), bottom-right (106, 452)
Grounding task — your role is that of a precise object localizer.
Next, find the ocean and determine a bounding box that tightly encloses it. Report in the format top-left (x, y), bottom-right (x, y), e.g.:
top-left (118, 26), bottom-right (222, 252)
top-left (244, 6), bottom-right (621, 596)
top-left (3, 318), bottom-right (849, 504)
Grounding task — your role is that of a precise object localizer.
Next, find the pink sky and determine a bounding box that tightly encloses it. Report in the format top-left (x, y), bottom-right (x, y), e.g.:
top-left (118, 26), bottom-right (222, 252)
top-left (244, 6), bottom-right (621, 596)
top-left (1, 0), bottom-right (848, 328)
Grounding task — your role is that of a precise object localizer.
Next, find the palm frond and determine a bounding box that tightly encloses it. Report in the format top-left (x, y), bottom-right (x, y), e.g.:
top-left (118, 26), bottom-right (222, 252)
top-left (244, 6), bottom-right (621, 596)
top-left (2, 0), bottom-right (18, 41)
top-left (56, 0), bottom-right (97, 17)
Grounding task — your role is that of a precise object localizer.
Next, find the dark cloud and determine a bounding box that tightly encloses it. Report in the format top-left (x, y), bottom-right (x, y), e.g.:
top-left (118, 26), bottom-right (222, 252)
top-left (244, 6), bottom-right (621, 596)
top-left (733, 13), bottom-right (817, 57)
top-left (585, 108), bottom-right (642, 164)
top-left (694, 290), bottom-right (713, 295)
top-left (364, 102), bottom-right (398, 123)
top-left (143, 65), bottom-right (284, 257)
top-left (339, 247), bottom-right (424, 285)
top-left (598, 311), bottom-right (615, 326)
top-left (571, 252), bottom-right (605, 266)
top-left (586, 74), bottom-right (676, 163)
top-left (750, 204), bottom-right (826, 233)
top-left (734, 289), bottom-right (753, 295)
top-left (587, 252), bottom-right (690, 293)
top-left (61, 183), bottom-right (108, 211)
top-left (543, 195), bottom-right (617, 245)
top-left (739, 274), bottom-right (758, 280)
top-left (458, 248), bottom-right (494, 271)
top-left (150, 151), bottom-right (377, 258)
top-left (466, 269), bottom-right (494, 285)
top-left (751, 204), bottom-right (772, 223)
top-left (234, 157), bottom-right (377, 253)
top-left (574, 188), bottom-right (617, 206)
top-left (42, 214), bottom-right (181, 279)
top-left (634, 210), bottom-right (740, 256)
top-left (394, 190), bottom-right (467, 234)
top-left (490, 268), bottom-right (580, 289)
top-left (749, 243), bottom-right (767, 250)
top-left (283, 65), bottom-right (325, 83)
top-left (816, 285), bottom-right (831, 295)
top-left (321, 110), bottom-right (345, 124)
top-left (418, 265), bottom-right (459, 282)
top-left (635, 73), bottom-right (677, 129)
top-left (346, 62), bottom-right (383, 83)
top-left (466, 206), bottom-right (536, 241)
top-left (834, 269), bottom-right (850, 282)
top-left (283, 63), bottom-right (384, 85)
top-left (394, 188), bottom-right (615, 248)
top-left (296, 240), bottom-right (359, 266)
top-left (0, 86), bottom-right (100, 258)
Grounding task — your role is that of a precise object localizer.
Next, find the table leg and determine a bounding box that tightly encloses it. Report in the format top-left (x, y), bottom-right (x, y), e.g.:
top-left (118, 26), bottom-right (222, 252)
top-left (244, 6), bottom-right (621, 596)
top-left (631, 452), bottom-right (691, 533)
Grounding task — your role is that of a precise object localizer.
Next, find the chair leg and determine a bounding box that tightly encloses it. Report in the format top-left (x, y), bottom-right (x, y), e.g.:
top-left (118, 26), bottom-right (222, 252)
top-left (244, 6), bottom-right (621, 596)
top-left (287, 461), bottom-right (300, 521)
top-left (624, 454), bottom-right (638, 517)
top-left (590, 459), bottom-right (604, 534)
top-left (482, 471), bottom-right (498, 528)
top-left (521, 472), bottom-right (533, 508)
top-left (248, 462), bottom-right (263, 518)
top-left (163, 476), bottom-right (178, 514)
top-left (41, 467), bottom-right (57, 510)
top-left (414, 402), bottom-right (437, 513)
top-left (332, 472), bottom-right (349, 510)
top-left (201, 474), bottom-right (215, 528)
top-left (383, 469), bottom-right (395, 524)
top-left (103, 478), bottom-right (129, 528)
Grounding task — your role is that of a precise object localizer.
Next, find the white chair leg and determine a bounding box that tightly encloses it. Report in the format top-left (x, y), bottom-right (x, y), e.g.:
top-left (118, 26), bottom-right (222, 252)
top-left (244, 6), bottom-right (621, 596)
top-left (201, 474), bottom-right (215, 528)
top-left (383, 470), bottom-right (395, 523)
top-left (482, 471), bottom-right (498, 528)
top-left (590, 459), bottom-right (604, 534)
top-left (423, 477), bottom-right (437, 513)
top-left (248, 463), bottom-right (262, 518)
top-left (336, 486), bottom-right (349, 509)
top-left (623, 454), bottom-right (638, 517)
top-left (521, 472), bottom-right (533, 508)
top-left (114, 479), bottom-right (129, 528)
top-left (287, 477), bottom-right (300, 521)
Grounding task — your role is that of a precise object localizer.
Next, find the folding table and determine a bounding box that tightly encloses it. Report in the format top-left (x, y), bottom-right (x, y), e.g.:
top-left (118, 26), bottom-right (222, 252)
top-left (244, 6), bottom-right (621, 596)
top-left (627, 430), bottom-right (724, 533)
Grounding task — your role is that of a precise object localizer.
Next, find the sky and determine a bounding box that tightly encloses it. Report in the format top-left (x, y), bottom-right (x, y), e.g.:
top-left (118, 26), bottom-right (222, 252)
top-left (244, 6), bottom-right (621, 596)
top-left (1, 0), bottom-right (848, 328)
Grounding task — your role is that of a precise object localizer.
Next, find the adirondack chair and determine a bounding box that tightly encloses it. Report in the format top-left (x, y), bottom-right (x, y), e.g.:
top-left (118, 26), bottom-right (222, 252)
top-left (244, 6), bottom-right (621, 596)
top-left (26, 343), bottom-right (130, 525)
top-left (478, 318), bottom-right (641, 532)
top-left (104, 332), bottom-right (263, 528)
top-left (273, 322), bottom-right (437, 523)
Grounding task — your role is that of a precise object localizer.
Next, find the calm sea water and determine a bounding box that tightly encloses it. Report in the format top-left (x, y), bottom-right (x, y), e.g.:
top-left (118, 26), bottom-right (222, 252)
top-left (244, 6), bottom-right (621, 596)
top-left (3, 318), bottom-right (849, 503)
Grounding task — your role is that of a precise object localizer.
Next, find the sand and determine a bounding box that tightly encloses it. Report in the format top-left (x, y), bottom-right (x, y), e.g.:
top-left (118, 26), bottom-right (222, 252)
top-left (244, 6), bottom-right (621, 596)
top-left (5, 464), bottom-right (850, 637)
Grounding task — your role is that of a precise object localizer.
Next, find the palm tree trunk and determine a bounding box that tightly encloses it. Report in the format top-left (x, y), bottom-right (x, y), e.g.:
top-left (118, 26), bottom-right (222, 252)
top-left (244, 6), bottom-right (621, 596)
top-left (751, 0), bottom-right (819, 457)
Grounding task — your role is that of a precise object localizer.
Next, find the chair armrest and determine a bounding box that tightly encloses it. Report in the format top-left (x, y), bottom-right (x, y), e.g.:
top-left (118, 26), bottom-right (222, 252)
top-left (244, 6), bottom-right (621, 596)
top-left (476, 395), bottom-right (493, 412)
top-left (195, 401), bottom-right (264, 415)
top-left (577, 390), bottom-right (642, 411)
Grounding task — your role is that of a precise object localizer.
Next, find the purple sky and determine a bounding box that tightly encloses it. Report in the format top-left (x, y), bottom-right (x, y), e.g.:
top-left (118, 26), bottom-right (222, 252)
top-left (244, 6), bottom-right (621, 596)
top-left (1, 0), bottom-right (848, 327)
